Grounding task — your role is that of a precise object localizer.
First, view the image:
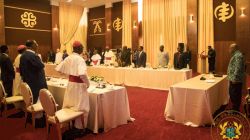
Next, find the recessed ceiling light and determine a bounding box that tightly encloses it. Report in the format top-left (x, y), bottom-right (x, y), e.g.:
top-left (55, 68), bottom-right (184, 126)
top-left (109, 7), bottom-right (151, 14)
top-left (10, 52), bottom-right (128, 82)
top-left (66, 0), bottom-right (72, 2)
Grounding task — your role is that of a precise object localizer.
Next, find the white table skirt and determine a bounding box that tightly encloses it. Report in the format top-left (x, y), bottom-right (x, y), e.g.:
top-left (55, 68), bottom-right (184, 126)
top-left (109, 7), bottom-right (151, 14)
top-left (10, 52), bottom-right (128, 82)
top-left (164, 74), bottom-right (229, 126)
top-left (47, 79), bottom-right (132, 133)
top-left (45, 64), bottom-right (192, 90)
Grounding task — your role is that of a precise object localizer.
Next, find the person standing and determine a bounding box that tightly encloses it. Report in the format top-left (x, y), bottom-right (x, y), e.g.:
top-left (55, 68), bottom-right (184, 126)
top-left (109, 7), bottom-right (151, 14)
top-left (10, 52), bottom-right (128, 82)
top-left (121, 46), bottom-right (131, 67)
top-left (47, 49), bottom-right (55, 63)
top-left (103, 46), bottom-right (115, 66)
top-left (55, 48), bottom-right (63, 64)
top-left (91, 49), bottom-right (102, 66)
top-left (13, 45), bottom-right (26, 96)
top-left (174, 43), bottom-right (187, 69)
top-left (208, 46), bottom-right (216, 73)
top-left (0, 45), bottom-right (15, 97)
top-left (227, 43), bottom-right (245, 111)
top-left (158, 45), bottom-right (169, 67)
top-left (132, 49), bottom-right (138, 67)
top-left (136, 46), bottom-right (147, 68)
top-left (62, 50), bottom-right (69, 60)
top-left (56, 41), bottom-right (90, 130)
top-left (20, 40), bottom-right (47, 103)
top-left (185, 46), bottom-right (192, 68)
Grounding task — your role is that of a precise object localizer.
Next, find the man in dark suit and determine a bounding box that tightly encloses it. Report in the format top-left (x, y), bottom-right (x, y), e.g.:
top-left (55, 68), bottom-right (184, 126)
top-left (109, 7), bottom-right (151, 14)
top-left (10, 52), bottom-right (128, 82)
top-left (47, 49), bottom-right (55, 63)
top-left (121, 46), bottom-right (131, 67)
top-left (20, 40), bottom-right (47, 103)
top-left (208, 46), bottom-right (216, 73)
top-left (0, 45), bottom-right (15, 97)
top-left (136, 46), bottom-right (147, 68)
top-left (174, 43), bottom-right (187, 69)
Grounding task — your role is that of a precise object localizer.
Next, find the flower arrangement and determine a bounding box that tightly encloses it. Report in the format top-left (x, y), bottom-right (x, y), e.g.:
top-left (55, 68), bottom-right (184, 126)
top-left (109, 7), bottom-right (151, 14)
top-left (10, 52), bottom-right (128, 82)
top-left (90, 76), bottom-right (104, 83)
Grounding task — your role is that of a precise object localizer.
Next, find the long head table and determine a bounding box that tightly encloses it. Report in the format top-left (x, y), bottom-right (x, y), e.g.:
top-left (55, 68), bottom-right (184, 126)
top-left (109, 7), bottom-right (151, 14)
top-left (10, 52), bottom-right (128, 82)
top-left (47, 78), bottom-right (132, 133)
top-left (164, 74), bottom-right (229, 127)
top-left (45, 64), bottom-right (192, 90)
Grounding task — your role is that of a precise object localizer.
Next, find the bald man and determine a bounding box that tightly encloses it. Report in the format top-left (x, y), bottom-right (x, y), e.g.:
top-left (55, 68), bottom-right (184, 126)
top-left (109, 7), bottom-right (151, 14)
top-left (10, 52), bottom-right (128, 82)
top-left (227, 43), bottom-right (245, 111)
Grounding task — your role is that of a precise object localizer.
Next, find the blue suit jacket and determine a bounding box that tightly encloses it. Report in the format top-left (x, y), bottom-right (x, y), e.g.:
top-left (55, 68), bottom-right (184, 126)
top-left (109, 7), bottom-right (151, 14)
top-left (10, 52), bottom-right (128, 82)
top-left (20, 50), bottom-right (47, 102)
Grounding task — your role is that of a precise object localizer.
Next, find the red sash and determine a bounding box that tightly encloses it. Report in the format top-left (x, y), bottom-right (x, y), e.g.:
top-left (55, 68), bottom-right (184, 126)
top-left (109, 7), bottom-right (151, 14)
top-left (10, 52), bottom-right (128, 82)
top-left (69, 75), bottom-right (84, 83)
top-left (105, 57), bottom-right (111, 60)
top-left (16, 68), bottom-right (20, 73)
top-left (93, 60), bottom-right (98, 65)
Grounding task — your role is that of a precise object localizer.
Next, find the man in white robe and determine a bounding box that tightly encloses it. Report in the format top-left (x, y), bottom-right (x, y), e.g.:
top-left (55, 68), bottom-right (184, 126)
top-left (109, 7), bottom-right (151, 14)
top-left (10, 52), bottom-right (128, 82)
top-left (103, 46), bottom-right (115, 66)
top-left (158, 45), bottom-right (169, 67)
top-left (13, 45), bottom-right (26, 96)
top-left (56, 41), bottom-right (90, 129)
top-left (55, 48), bottom-right (63, 64)
top-left (91, 49), bottom-right (101, 66)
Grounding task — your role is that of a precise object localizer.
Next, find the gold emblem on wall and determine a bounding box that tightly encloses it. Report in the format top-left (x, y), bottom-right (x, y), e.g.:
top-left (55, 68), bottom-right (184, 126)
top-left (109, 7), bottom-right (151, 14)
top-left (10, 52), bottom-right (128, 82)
top-left (113, 17), bottom-right (123, 32)
top-left (93, 20), bottom-right (102, 34)
top-left (21, 12), bottom-right (37, 28)
top-left (214, 2), bottom-right (234, 22)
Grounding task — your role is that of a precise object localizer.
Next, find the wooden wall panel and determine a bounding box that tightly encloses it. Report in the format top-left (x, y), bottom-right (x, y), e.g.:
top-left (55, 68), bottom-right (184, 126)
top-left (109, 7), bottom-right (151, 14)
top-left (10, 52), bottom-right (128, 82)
top-left (105, 7), bottom-right (112, 48)
top-left (0, 0), bottom-right (5, 45)
top-left (236, 0), bottom-right (250, 74)
top-left (111, 2), bottom-right (123, 49)
top-left (187, 0), bottom-right (198, 72)
top-left (87, 6), bottom-right (106, 53)
top-left (213, 0), bottom-right (250, 74)
top-left (214, 41), bottom-right (234, 74)
top-left (131, 2), bottom-right (139, 51)
top-left (3, 0), bottom-right (52, 62)
top-left (51, 5), bottom-right (60, 52)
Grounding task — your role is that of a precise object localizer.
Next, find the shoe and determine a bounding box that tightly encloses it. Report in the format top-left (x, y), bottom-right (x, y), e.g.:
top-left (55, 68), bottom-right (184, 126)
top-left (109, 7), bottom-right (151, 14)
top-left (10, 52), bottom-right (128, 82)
top-left (35, 116), bottom-right (46, 128)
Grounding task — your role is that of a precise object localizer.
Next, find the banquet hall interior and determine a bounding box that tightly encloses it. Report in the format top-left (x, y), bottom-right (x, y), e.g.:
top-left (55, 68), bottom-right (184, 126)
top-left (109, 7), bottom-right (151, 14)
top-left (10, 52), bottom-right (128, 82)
top-left (0, 0), bottom-right (250, 140)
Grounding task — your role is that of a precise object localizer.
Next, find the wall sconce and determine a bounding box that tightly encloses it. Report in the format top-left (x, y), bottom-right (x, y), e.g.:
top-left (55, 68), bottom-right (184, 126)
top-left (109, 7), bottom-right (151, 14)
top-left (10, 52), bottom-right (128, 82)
top-left (189, 15), bottom-right (194, 23)
top-left (240, 8), bottom-right (246, 17)
top-left (107, 23), bottom-right (111, 31)
top-left (53, 24), bottom-right (58, 31)
top-left (133, 20), bottom-right (137, 29)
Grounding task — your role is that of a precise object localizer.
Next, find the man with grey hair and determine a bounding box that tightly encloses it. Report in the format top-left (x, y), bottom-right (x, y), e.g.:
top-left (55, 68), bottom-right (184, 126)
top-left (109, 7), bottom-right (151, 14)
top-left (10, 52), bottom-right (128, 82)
top-left (227, 43), bottom-right (245, 111)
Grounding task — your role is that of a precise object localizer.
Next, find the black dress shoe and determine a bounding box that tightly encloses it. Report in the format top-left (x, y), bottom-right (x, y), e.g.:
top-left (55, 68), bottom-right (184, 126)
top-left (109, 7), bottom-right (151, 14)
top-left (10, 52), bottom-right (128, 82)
top-left (35, 116), bottom-right (46, 128)
top-left (62, 127), bottom-right (86, 140)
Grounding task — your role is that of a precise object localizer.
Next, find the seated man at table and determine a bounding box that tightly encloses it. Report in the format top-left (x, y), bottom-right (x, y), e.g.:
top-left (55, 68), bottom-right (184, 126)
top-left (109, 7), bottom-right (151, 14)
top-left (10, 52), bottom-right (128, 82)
top-left (56, 41), bottom-right (90, 130)
top-left (91, 49), bottom-right (101, 66)
top-left (174, 43), bottom-right (187, 69)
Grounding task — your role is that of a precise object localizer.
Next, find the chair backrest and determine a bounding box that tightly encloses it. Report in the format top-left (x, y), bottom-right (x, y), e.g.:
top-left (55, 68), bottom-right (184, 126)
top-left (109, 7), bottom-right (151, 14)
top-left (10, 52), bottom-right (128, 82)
top-left (0, 81), bottom-right (6, 99)
top-left (20, 83), bottom-right (33, 108)
top-left (39, 89), bottom-right (57, 116)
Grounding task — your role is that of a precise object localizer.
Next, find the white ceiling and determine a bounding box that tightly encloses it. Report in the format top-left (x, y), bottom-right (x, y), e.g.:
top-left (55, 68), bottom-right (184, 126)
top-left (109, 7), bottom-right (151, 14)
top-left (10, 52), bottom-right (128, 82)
top-left (58, 0), bottom-right (125, 8)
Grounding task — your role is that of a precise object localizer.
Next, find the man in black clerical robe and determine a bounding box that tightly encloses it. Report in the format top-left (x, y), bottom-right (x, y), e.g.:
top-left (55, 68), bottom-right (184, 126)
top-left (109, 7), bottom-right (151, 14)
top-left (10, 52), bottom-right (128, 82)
top-left (20, 40), bottom-right (47, 103)
top-left (174, 43), bottom-right (187, 69)
top-left (121, 46), bottom-right (131, 67)
top-left (47, 49), bottom-right (55, 63)
top-left (208, 46), bottom-right (216, 73)
top-left (0, 45), bottom-right (15, 97)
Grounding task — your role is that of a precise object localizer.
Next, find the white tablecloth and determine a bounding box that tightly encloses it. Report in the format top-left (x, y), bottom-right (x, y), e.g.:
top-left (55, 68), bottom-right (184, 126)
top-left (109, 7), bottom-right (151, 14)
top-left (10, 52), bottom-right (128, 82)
top-left (164, 74), bottom-right (229, 126)
top-left (46, 78), bottom-right (132, 133)
top-left (45, 64), bottom-right (192, 90)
